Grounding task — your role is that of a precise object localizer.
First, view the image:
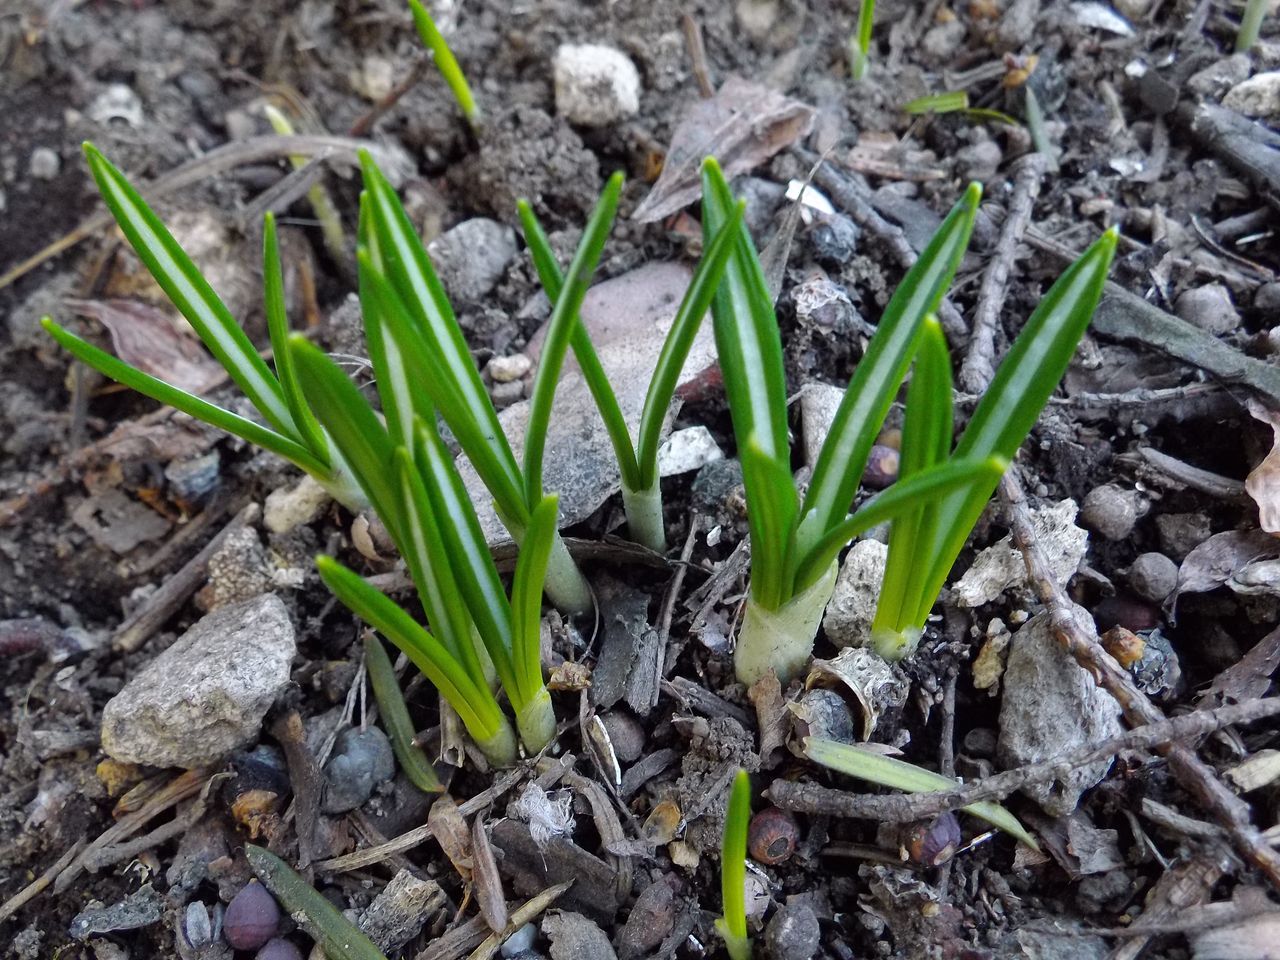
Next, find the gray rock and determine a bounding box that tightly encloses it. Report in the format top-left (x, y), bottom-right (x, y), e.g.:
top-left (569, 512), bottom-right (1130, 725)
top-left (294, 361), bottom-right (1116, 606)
top-left (800, 382), bottom-right (846, 470)
top-left (955, 139), bottom-right (1003, 182)
top-left (1128, 552), bottom-right (1179, 602)
top-left (807, 215), bottom-right (860, 263)
top-left (921, 19), bottom-right (966, 60)
top-left (1187, 53), bottom-right (1252, 99)
top-left (543, 911), bottom-right (618, 960)
top-left (101, 595), bottom-right (295, 768)
top-left (997, 606), bottom-right (1124, 815)
top-left (1156, 512), bottom-right (1210, 561)
top-left (793, 277), bottom-right (858, 331)
top-left (1255, 281), bottom-right (1280, 314)
top-left (822, 539), bottom-right (888, 649)
top-left (735, 176), bottom-right (786, 236)
top-left (1175, 283), bottom-right (1239, 336)
top-left (764, 900), bottom-right (821, 960)
top-left (1224, 70), bottom-right (1280, 119)
top-left (553, 45), bottom-right (640, 127)
top-left (322, 726), bottom-right (396, 813)
top-left (599, 711), bottom-right (645, 764)
top-left (428, 219), bottom-right (518, 304)
top-left (1080, 485), bottom-right (1142, 541)
top-left (29, 147), bottom-right (61, 180)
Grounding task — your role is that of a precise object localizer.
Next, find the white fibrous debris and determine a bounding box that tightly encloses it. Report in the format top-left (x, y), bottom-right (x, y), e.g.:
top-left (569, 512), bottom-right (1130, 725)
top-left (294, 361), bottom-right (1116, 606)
top-left (509, 783), bottom-right (575, 849)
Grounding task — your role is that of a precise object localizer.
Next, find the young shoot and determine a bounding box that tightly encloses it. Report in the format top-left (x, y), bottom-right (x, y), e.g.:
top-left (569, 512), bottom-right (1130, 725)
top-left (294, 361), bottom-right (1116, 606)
top-left (516, 196), bottom-right (743, 553)
top-left (701, 158), bottom-right (1002, 685)
top-left (1238, 0), bottom-right (1268, 51)
top-left (42, 144), bottom-right (363, 510)
top-left (716, 769), bottom-right (752, 960)
top-left (407, 0), bottom-right (481, 131)
top-left (357, 151), bottom-right (624, 613)
top-left (804, 738), bottom-right (1038, 850)
top-left (870, 230), bottom-right (1117, 660)
top-left (849, 0), bottom-right (876, 81)
top-left (290, 331), bottom-right (561, 763)
top-left (363, 633), bottom-right (443, 794)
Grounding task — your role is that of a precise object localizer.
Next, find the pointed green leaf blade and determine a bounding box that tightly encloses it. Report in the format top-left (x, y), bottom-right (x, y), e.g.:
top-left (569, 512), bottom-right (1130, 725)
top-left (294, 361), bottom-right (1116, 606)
top-left (719, 769), bottom-right (752, 958)
top-left (363, 634), bottom-right (443, 793)
top-left (83, 143), bottom-right (293, 437)
top-left (511, 495), bottom-right (558, 703)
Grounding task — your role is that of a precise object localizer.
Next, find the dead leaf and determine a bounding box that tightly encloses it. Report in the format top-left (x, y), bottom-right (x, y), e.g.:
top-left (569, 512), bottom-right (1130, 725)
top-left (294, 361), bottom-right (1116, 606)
top-left (426, 794), bottom-right (473, 882)
top-left (747, 671), bottom-right (788, 769)
top-left (1172, 529), bottom-right (1280, 605)
top-left (1245, 399), bottom-right (1280, 534)
top-left (69, 298), bottom-right (223, 394)
top-left (471, 815), bottom-right (507, 933)
top-left (805, 646), bottom-right (908, 741)
top-left (1065, 814), bottom-right (1123, 875)
top-left (632, 76), bottom-right (815, 223)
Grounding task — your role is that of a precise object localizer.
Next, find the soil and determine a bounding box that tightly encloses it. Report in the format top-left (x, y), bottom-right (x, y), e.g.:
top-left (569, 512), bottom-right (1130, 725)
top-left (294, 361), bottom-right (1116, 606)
top-left (3, 0), bottom-right (1280, 958)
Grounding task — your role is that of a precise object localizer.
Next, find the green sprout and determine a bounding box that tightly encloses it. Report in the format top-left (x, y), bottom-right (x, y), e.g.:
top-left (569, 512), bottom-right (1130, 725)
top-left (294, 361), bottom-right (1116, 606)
top-left (716, 769), bottom-right (752, 960)
top-left (1238, 0), bottom-right (1268, 50)
top-left (262, 103), bottom-right (347, 264)
top-left (701, 158), bottom-right (1005, 685)
top-left (356, 152), bottom-right (621, 613)
top-left (805, 738), bottom-right (1038, 850)
top-left (407, 0), bottom-right (480, 131)
top-left (870, 230), bottom-right (1117, 660)
top-left (849, 0), bottom-right (876, 81)
top-left (516, 196), bottom-right (743, 553)
top-left (903, 90), bottom-right (969, 115)
top-left (43, 144), bottom-right (364, 511)
top-left (363, 632), bottom-right (443, 793)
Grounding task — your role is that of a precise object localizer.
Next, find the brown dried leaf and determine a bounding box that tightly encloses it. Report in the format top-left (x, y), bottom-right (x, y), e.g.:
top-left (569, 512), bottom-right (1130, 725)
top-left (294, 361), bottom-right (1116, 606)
top-left (471, 815), bottom-right (508, 933)
top-left (427, 793), bottom-right (473, 882)
top-left (69, 298), bottom-right (223, 394)
top-left (747, 671), bottom-right (788, 769)
top-left (1247, 399), bottom-right (1280, 534)
top-left (632, 76), bottom-right (816, 223)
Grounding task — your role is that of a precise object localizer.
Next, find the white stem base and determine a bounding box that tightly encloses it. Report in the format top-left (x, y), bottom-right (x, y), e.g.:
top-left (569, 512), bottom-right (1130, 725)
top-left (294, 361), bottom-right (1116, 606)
top-left (622, 482), bottom-right (666, 554)
top-left (474, 720), bottom-right (518, 767)
top-left (543, 529), bottom-right (593, 614)
top-left (735, 561), bottom-right (838, 687)
top-left (869, 625), bottom-right (923, 662)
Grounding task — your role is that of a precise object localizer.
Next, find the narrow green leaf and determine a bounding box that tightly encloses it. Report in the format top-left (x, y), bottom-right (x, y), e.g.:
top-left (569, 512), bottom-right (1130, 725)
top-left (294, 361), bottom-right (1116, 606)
top-left (516, 199), bottom-right (641, 492)
top-left (290, 336), bottom-right (402, 537)
top-left (798, 183), bottom-right (980, 561)
top-left (793, 455), bottom-right (1007, 592)
top-left (511, 495), bottom-right (558, 703)
top-left (739, 434), bottom-right (799, 611)
top-left (904, 90), bottom-right (969, 115)
top-left (805, 738), bottom-right (1039, 850)
top-left (407, 0), bottom-right (480, 127)
top-left (718, 769), bottom-right (752, 960)
top-left (317, 556), bottom-right (501, 739)
top-left (393, 447), bottom-right (484, 677)
top-left (358, 249), bottom-right (433, 449)
top-left (850, 0), bottom-right (876, 81)
top-left (262, 212), bottom-right (329, 460)
top-left (634, 200), bottom-right (744, 490)
top-left (413, 417), bottom-right (521, 702)
top-left (524, 171), bottom-right (623, 505)
top-left (246, 845), bottom-right (389, 960)
top-left (83, 143), bottom-right (293, 437)
top-left (359, 151), bottom-right (527, 525)
top-left (363, 634), bottom-right (443, 793)
top-left (916, 228), bottom-right (1118, 612)
top-left (42, 318), bottom-right (327, 477)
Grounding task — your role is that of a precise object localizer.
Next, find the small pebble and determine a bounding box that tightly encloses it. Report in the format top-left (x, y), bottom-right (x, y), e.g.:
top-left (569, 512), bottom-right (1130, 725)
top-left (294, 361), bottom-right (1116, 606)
top-left (553, 44), bottom-right (640, 126)
top-left (1175, 283), bottom-right (1239, 336)
top-left (322, 727), bottom-right (396, 814)
top-left (490, 378), bottom-right (526, 409)
top-left (487, 353), bottom-right (532, 383)
top-left (1131, 628), bottom-right (1182, 699)
top-left (1187, 53), bottom-right (1252, 98)
top-left (764, 900), bottom-right (821, 960)
top-left (224, 882), bottom-right (280, 951)
top-left (1080, 485), bottom-right (1141, 541)
top-left (963, 727), bottom-right (998, 757)
top-left (428, 219), bottom-right (518, 303)
top-left (599, 711), bottom-right (645, 764)
top-left (807, 214), bottom-right (860, 263)
top-left (1156, 512), bottom-right (1210, 561)
top-left (256, 938), bottom-right (304, 960)
top-left (500, 923), bottom-right (538, 957)
top-left (616, 880), bottom-right (674, 960)
top-left (1224, 71), bottom-right (1280, 119)
top-left (29, 147), bottom-right (61, 180)
top-left (862, 444), bottom-right (899, 490)
top-left (921, 19), bottom-right (966, 60)
top-left (1128, 552), bottom-right (1178, 602)
top-left (955, 139), bottom-right (1002, 182)
top-left (1136, 70), bottom-right (1178, 115)
top-left (792, 277), bottom-right (858, 332)
top-left (1256, 282), bottom-right (1280, 314)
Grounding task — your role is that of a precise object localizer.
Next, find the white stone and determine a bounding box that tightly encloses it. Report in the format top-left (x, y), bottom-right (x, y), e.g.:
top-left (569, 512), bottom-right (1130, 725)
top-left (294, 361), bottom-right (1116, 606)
top-left (428, 218), bottom-right (518, 303)
top-left (821, 539), bottom-right (888, 649)
top-left (487, 353), bottom-right (532, 383)
top-left (996, 606), bottom-right (1124, 816)
top-left (553, 44), bottom-right (641, 127)
top-left (101, 594), bottom-right (295, 768)
top-left (264, 474), bottom-right (333, 534)
top-left (954, 499), bottom-right (1086, 608)
top-left (1224, 71), bottom-right (1280, 119)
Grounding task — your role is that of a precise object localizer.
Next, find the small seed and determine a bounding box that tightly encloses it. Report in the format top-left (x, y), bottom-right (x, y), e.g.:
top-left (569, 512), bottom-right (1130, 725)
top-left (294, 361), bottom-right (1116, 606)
top-left (224, 881), bottom-right (280, 950)
top-left (904, 812), bottom-right (962, 867)
top-left (748, 807), bottom-right (800, 864)
top-left (1102, 626), bottom-right (1146, 669)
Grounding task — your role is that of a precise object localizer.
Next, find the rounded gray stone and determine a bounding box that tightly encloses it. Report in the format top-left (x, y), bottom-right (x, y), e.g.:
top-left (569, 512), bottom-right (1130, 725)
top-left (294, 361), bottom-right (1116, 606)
top-left (101, 594), bottom-right (295, 768)
top-left (1128, 552), bottom-right (1179, 602)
